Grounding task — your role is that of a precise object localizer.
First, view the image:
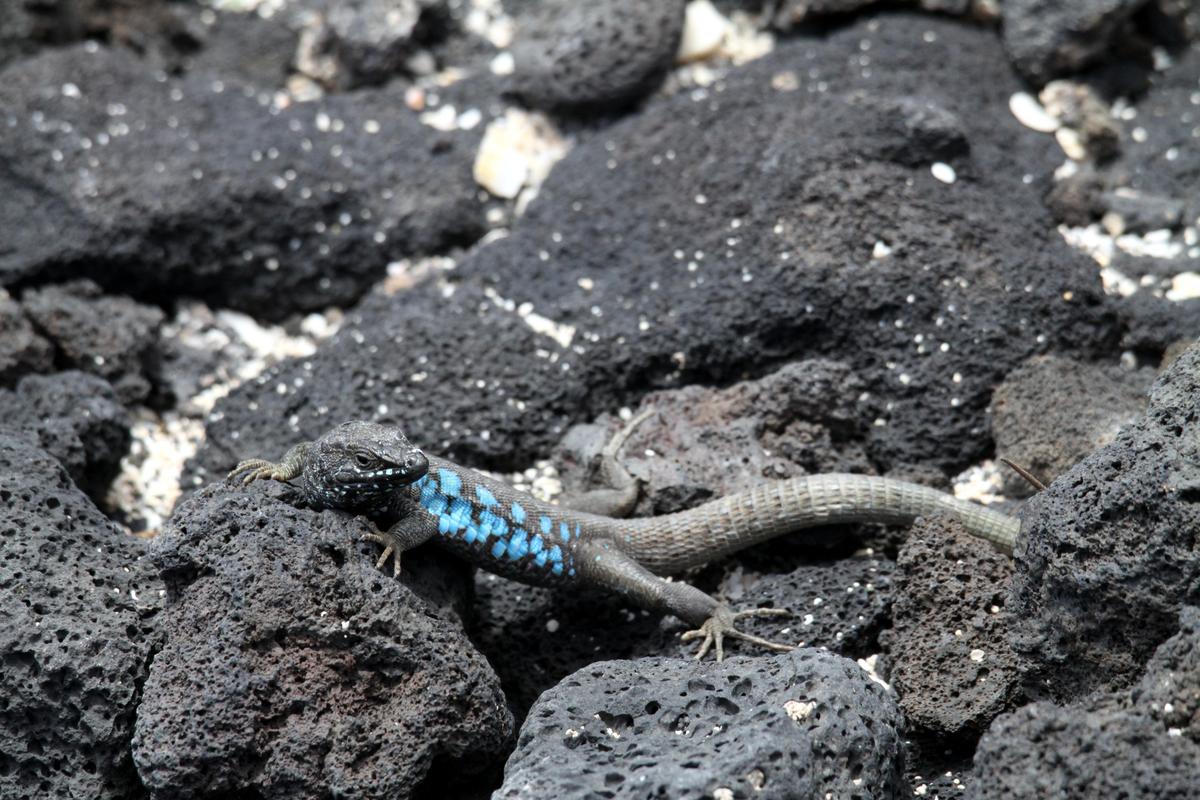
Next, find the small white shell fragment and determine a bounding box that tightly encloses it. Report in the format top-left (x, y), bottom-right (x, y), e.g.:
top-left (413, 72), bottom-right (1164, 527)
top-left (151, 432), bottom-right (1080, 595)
top-left (930, 162), bottom-right (956, 184)
top-left (677, 0), bottom-right (730, 64)
top-left (1167, 272), bottom-right (1200, 301)
top-left (1055, 127), bottom-right (1087, 160)
top-left (1008, 92), bottom-right (1059, 132)
top-left (473, 109), bottom-right (568, 199)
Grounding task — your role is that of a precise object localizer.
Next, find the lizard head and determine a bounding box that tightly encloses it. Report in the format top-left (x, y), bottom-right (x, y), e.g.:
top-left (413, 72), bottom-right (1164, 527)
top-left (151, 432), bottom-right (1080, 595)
top-left (303, 421), bottom-right (428, 510)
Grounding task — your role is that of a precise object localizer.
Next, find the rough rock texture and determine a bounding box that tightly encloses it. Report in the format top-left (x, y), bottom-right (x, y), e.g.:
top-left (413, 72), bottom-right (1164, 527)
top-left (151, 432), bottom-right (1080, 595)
top-left (970, 606), bottom-right (1200, 799)
top-left (298, 0), bottom-right (452, 88)
top-left (1119, 292), bottom-right (1200, 355)
top-left (1002, 0), bottom-right (1147, 83)
top-left (969, 699), bottom-right (1200, 799)
top-left (1133, 605), bottom-right (1200, 743)
top-left (0, 371), bottom-right (130, 496)
top-left (990, 354), bottom-right (1151, 497)
top-left (557, 360), bottom-right (875, 516)
top-left (1102, 46), bottom-right (1200, 226)
top-left (133, 483), bottom-right (511, 800)
top-left (0, 44), bottom-right (484, 320)
top-left (1009, 339), bottom-right (1200, 699)
top-left (770, 0), bottom-right (994, 28)
top-left (0, 293), bottom-right (53, 385)
top-left (21, 280), bottom-right (165, 405)
top-left (883, 516), bottom-right (1023, 740)
top-left (496, 649), bottom-right (904, 800)
top-left (473, 555), bottom-right (893, 716)
top-left (192, 15), bottom-right (1118, 487)
top-left (0, 430), bottom-right (162, 800)
top-left (512, 0), bottom-right (687, 111)
top-left (182, 8), bottom-right (300, 89)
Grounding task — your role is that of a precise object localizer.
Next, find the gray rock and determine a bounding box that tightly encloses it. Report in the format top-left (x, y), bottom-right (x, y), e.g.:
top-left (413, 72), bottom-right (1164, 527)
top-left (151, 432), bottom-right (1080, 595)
top-left (190, 16), bottom-right (1117, 486)
top-left (0, 370), bottom-right (130, 496)
top-left (0, 43), bottom-right (484, 321)
top-left (299, 0), bottom-right (451, 88)
top-left (495, 649), bottom-right (905, 799)
top-left (883, 516), bottom-right (1023, 739)
top-left (1002, 0), bottom-right (1146, 83)
top-left (511, 0), bottom-right (686, 111)
top-left (0, 293), bottom-right (53, 385)
top-left (0, 430), bottom-right (162, 800)
top-left (970, 607), bottom-right (1200, 799)
top-left (556, 360), bottom-right (875, 517)
top-left (1118, 292), bottom-right (1200, 356)
top-left (991, 355), bottom-right (1151, 497)
top-left (1133, 605), bottom-right (1200, 744)
top-left (132, 483), bottom-right (511, 800)
top-left (1009, 338), bottom-right (1200, 699)
top-left (21, 279), bottom-right (165, 405)
top-left (969, 700), bottom-right (1200, 799)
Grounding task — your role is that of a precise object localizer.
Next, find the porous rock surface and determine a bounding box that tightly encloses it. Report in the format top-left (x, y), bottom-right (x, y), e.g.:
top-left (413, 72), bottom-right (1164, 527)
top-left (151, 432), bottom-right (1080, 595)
top-left (132, 483), bottom-right (512, 800)
top-left (495, 649), bottom-right (904, 800)
top-left (1009, 338), bottom-right (1200, 699)
top-left (990, 354), bottom-right (1151, 497)
top-left (969, 606), bottom-right (1200, 799)
top-left (883, 516), bottom-right (1023, 739)
top-left (1002, 0), bottom-right (1148, 83)
top-left (511, 0), bottom-right (687, 111)
top-left (0, 370), bottom-right (130, 496)
top-left (192, 15), bottom-right (1118, 486)
top-left (21, 279), bottom-right (165, 405)
top-left (473, 555), bottom-right (893, 716)
top-left (0, 43), bottom-right (484, 320)
top-left (0, 292), bottom-right (52, 385)
top-left (0, 430), bottom-right (162, 800)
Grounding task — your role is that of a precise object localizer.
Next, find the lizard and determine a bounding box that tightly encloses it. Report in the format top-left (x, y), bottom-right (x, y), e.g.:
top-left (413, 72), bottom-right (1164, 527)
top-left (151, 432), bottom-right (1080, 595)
top-left (228, 410), bottom-right (1020, 660)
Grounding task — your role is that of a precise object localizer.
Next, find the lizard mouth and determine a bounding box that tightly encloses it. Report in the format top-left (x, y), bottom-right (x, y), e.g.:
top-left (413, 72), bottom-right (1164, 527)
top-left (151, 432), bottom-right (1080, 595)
top-left (338, 452), bottom-right (428, 487)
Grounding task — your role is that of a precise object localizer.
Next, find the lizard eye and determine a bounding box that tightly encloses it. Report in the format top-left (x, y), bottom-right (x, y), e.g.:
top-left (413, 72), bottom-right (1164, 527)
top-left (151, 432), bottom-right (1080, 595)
top-left (353, 453), bottom-right (372, 468)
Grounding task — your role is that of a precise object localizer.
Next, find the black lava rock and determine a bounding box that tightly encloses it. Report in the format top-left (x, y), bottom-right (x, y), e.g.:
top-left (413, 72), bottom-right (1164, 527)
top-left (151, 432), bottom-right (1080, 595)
top-left (472, 555), bottom-right (893, 717)
top-left (0, 370), bottom-right (130, 496)
top-left (0, 43), bottom-right (484, 320)
top-left (0, 429), bottom-right (162, 800)
top-left (0, 292), bottom-right (53, 386)
top-left (132, 483), bottom-right (511, 800)
top-left (883, 516), bottom-right (1024, 741)
top-left (511, 0), bottom-right (687, 112)
top-left (970, 606), bottom-right (1200, 799)
top-left (1009, 338), bottom-right (1200, 699)
top-left (496, 649), bottom-right (905, 799)
top-left (1002, 0), bottom-right (1148, 83)
top-left (21, 280), bottom-right (165, 405)
top-left (990, 354), bottom-right (1151, 497)
top-left (191, 15), bottom-right (1118, 488)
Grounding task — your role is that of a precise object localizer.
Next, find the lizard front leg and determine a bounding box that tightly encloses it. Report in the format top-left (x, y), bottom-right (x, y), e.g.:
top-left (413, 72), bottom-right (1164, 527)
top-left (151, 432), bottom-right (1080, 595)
top-left (577, 541), bottom-right (794, 661)
top-left (227, 443), bottom-right (310, 485)
top-left (361, 509), bottom-right (438, 578)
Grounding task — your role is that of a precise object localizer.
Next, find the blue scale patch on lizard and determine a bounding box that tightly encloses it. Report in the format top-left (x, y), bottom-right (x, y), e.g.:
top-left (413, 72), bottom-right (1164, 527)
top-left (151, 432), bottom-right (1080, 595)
top-left (438, 469), bottom-right (462, 497)
top-left (414, 471), bottom-right (576, 579)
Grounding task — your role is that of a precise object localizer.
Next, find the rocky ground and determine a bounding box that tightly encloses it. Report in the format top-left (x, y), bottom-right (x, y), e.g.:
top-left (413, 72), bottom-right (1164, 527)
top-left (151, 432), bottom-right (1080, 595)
top-left (1, 1), bottom-right (1198, 798)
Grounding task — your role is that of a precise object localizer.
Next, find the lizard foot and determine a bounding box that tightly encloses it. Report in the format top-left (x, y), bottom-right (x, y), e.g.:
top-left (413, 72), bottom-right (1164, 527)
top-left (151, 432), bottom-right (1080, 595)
top-left (228, 459), bottom-right (288, 486)
top-left (362, 529), bottom-right (403, 578)
top-left (680, 606), bottom-right (794, 661)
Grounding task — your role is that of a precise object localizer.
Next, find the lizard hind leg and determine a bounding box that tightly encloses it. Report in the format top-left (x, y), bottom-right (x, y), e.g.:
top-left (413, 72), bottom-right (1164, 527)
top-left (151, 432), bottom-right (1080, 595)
top-left (561, 407), bottom-right (656, 517)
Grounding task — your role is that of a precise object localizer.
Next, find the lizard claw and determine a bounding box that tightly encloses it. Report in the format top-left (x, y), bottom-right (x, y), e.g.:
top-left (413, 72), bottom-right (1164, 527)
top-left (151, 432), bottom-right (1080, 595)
top-left (680, 606), bottom-right (794, 661)
top-left (362, 531), bottom-right (403, 578)
top-left (227, 459), bottom-right (281, 486)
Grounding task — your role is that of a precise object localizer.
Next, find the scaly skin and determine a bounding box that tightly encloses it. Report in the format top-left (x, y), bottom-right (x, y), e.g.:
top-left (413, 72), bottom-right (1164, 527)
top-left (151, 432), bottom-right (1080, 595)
top-left (229, 416), bottom-right (1020, 660)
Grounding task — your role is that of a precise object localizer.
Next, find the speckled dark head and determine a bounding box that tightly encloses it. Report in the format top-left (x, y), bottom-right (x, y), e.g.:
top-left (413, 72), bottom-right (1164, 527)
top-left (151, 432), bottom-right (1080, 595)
top-left (300, 421), bottom-right (428, 512)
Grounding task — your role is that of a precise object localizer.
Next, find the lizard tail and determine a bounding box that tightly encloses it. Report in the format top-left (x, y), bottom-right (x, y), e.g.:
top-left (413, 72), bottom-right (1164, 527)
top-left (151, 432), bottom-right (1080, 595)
top-left (618, 473), bottom-right (1019, 575)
